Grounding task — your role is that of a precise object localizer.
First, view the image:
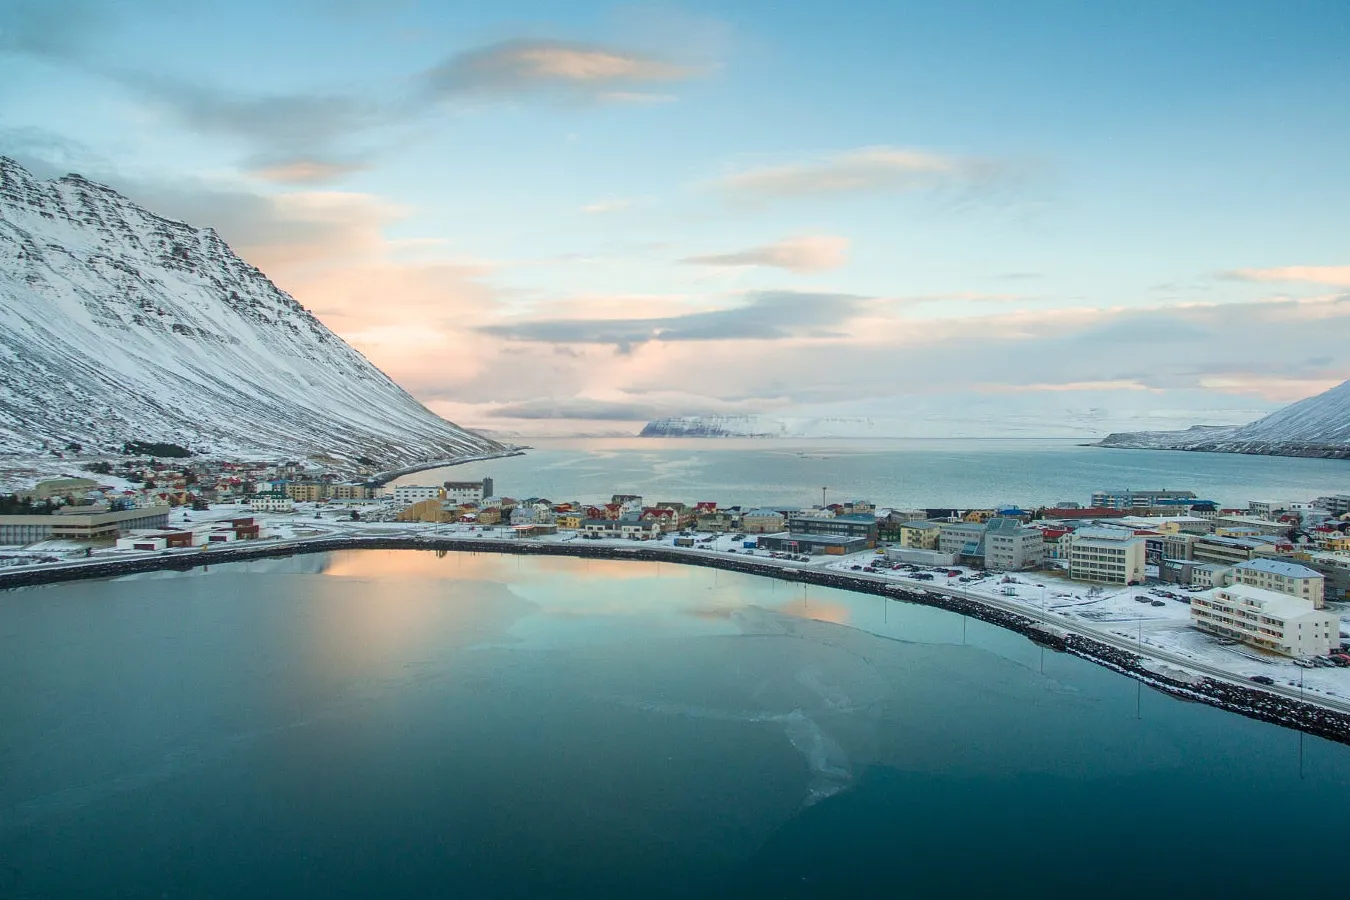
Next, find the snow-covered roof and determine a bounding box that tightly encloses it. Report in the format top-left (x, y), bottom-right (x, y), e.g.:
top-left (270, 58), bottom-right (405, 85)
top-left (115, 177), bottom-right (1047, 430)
top-left (1206, 584), bottom-right (1324, 619)
top-left (1234, 558), bottom-right (1322, 579)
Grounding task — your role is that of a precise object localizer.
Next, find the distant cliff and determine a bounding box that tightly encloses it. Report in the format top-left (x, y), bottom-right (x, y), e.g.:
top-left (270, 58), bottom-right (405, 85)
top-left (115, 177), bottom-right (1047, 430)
top-left (1096, 381), bottom-right (1350, 460)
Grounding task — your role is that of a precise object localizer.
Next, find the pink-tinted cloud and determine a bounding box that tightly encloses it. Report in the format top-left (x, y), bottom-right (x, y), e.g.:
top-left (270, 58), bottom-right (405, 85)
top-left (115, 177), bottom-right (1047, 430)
top-left (682, 235), bottom-right (848, 272)
top-left (1225, 265), bottom-right (1350, 287)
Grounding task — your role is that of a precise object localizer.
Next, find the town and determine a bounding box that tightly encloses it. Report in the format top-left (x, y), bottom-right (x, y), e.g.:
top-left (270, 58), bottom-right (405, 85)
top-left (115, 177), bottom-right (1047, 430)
top-left (3, 457), bottom-right (1350, 698)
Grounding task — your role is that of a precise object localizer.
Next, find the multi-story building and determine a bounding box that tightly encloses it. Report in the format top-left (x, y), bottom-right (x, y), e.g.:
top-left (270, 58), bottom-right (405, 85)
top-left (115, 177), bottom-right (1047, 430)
top-left (330, 483), bottom-right (372, 500)
top-left (1232, 558), bottom-right (1326, 608)
top-left (898, 520), bottom-right (943, 550)
top-left (742, 509), bottom-right (787, 534)
top-left (938, 522), bottom-right (986, 560)
top-left (758, 532), bottom-right (871, 556)
top-left (1192, 534), bottom-right (1279, 567)
top-left (249, 493), bottom-right (295, 513)
top-left (983, 518), bottom-right (1044, 571)
top-left (1063, 527), bottom-right (1146, 584)
top-left (788, 514), bottom-right (878, 547)
top-left (0, 506), bottom-right (171, 544)
top-left (1190, 585), bottom-right (1337, 657)
top-left (1248, 500), bottom-right (1297, 521)
top-left (393, 485), bottom-right (444, 505)
top-left (696, 511), bottom-right (739, 532)
top-left (1091, 489), bottom-right (1196, 510)
top-left (1317, 495), bottom-right (1350, 516)
top-left (283, 481), bottom-right (327, 503)
top-left (1215, 515), bottom-right (1292, 537)
top-left (444, 479), bottom-right (493, 504)
top-left (1296, 552), bottom-right (1350, 603)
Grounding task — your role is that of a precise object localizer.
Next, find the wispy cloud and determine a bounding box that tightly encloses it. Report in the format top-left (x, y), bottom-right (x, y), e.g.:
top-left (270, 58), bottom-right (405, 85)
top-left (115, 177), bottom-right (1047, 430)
top-left (1225, 265), bottom-right (1350, 287)
top-left (580, 198), bottom-right (632, 214)
top-left (249, 158), bottom-right (373, 185)
top-left (682, 235), bottom-right (848, 272)
top-left (423, 40), bottom-right (700, 99)
top-left (709, 146), bottom-right (1000, 199)
top-left (478, 290), bottom-right (869, 352)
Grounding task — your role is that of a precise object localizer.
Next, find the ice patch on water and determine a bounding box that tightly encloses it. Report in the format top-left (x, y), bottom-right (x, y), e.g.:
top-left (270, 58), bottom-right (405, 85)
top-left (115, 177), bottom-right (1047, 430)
top-left (618, 698), bottom-right (853, 808)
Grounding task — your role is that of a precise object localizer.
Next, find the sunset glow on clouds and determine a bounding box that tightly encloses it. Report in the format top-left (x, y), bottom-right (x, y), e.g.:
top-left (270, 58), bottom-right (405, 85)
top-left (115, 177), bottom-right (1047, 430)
top-left (2, 0), bottom-right (1348, 435)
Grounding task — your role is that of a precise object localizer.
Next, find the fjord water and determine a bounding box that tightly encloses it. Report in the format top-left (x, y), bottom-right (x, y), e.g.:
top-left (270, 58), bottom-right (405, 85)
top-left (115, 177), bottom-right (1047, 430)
top-left (2, 552), bottom-right (1348, 899)
top-left (401, 437), bottom-right (1350, 507)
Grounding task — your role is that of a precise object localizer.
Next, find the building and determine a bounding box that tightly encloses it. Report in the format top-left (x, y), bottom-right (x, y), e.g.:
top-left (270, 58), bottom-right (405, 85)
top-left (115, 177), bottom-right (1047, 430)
top-left (983, 518), bottom-right (1044, 571)
top-left (398, 499), bottom-right (459, 524)
top-left (1063, 527), bottom-right (1146, 584)
top-left (444, 478), bottom-right (493, 504)
top-left (1317, 495), bottom-right (1350, 516)
top-left (1248, 500), bottom-right (1297, 521)
top-left (758, 532), bottom-right (870, 556)
top-left (938, 522), bottom-right (986, 561)
top-left (898, 520), bottom-right (943, 550)
top-left (1191, 585), bottom-right (1337, 657)
top-left (1192, 534), bottom-right (1281, 567)
top-left (1295, 552), bottom-right (1350, 603)
top-left (885, 547), bottom-right (957, 567)
top-left (285, 481), bottom-right (327, 503)
top-left (1232, 558), bottom-right (1326, 608)
top-left (581, 518), bottom-right (615, 537)
top-left (1312, 528), bottom-right (1350, 552)
top-left (393, 485), bottom-right (444, 505)
top-left (742, 509), bottom-right (787, 534)
top-left (0, 506), bottom-right (171, 544)
top-left (617, 517), bottom-right (662, 540)
top-left (1091, 489), bottom-right (1197, 510)
top-left (696, 511), bottom-right (739, 532)
top-left (556, 513), bottom-right (583, 530)
top-left (1215, 515), bottom-right (1292, 537)
top-left (330, 483), bottom-right (372, 500)
top-left (249, 493), bottom-right (295, 513)
top-left (787, 514), bottom-right (878, 547)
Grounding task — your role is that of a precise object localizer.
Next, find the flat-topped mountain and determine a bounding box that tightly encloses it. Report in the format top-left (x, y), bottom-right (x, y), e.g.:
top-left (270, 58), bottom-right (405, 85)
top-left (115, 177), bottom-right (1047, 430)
top-left (0, 158), bottom-right (500, 466)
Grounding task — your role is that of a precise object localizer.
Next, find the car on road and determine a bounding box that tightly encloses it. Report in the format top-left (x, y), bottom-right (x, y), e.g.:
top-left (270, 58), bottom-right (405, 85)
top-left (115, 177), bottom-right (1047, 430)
top-left (1250, 675), bottom-right (1275, 685)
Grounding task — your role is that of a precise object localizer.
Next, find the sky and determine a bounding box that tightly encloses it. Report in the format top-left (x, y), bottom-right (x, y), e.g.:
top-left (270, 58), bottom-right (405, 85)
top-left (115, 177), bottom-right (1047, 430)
top-left (2, 0), bottom-right (1349, 437)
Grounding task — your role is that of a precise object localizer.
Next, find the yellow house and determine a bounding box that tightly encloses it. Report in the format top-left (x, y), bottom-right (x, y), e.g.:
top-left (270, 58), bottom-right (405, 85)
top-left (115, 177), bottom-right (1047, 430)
top-left (1316, 531), bottom-right (1350, 551)
top-left (557, 513), bottom-right (583, 530)
top-left (963, 509), bottom-right (995, 523)
top-left (899, 521), bottom-right (942, 550)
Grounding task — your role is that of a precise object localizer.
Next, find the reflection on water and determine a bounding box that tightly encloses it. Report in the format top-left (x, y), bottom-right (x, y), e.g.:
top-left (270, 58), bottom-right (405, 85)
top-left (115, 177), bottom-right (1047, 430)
top-left (2, 550), bottom-right (1348, 899)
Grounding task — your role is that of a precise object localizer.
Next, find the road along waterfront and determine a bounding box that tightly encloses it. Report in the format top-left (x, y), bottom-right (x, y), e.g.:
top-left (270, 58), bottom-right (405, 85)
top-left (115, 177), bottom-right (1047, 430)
top-left (4, 534), bottom-right (1349, 746)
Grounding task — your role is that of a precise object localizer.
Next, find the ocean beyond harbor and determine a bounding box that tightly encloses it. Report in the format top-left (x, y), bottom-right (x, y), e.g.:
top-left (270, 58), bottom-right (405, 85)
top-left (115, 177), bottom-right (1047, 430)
top-left (394, 438), bottom-right (1350, 509)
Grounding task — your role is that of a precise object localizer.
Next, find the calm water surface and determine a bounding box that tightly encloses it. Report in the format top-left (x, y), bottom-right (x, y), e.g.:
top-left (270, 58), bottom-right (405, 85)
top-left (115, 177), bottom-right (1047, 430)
top-left (2, 551), bottom-right (1349, 898)
top-left (399, 437), bottom-right (1350, 508)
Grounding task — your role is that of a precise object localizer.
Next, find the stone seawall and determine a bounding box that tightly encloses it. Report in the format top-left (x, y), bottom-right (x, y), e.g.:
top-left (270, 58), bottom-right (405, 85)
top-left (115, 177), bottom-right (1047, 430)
top-left (5, 536), bottom-right (1350, 745)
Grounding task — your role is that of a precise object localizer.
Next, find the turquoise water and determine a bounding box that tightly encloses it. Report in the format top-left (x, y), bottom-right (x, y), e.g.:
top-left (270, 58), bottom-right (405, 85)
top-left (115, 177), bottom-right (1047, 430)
top-left (399, 437), bottom-right (1349, 508)
top-left (1, 550), bottom-right (1347, 898)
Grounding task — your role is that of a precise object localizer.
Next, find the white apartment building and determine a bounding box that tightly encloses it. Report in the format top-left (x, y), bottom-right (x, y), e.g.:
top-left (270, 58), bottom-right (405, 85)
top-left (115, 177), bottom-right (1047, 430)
top-left (250, 495), bottom-right (295, 513)
top-left (1064, 527), bottom-right (1146, 584)
top-left (392, 485), bottom-right (444, 505)
top-left (444, 478), bottom-right (493, 504)
top-left (1232, 558), bottom-right (1326, 608)
top-left (1191, 584), bottom-right (1338, 657)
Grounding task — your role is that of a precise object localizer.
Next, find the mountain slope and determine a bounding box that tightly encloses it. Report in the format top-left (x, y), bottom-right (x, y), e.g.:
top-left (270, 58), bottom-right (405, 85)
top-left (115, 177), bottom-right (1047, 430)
top-left (1098, 380), bottom-right (1350, 459)
top-left (0, 157), bottom-right (500, 466)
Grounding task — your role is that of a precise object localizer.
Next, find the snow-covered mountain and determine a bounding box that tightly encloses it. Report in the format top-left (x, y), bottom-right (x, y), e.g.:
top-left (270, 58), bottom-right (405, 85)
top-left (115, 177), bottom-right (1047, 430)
top-left (1098, 380), bottom-right (1350, 459)
top-left (0, 157), bottom-right (500, 466)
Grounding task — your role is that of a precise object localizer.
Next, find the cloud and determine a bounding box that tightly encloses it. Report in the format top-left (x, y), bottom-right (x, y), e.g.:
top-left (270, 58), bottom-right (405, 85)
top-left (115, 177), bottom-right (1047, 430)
top-left (682, 235), bottom-right (848, 272)
top-left (709, 146), bottom-right (999, 199)
top-left (249, 158), bottom-right (373, 184)
top-left (478, 290), bottom-right (870, 351)
top-left (581, 198), bottom-right (632, 214)
top-left (486, 397), bottom-right (714, 421)
top-left (1225, 266), bottom-right (1350, 287)
top-left (423, 40), bottom-right (699, 98)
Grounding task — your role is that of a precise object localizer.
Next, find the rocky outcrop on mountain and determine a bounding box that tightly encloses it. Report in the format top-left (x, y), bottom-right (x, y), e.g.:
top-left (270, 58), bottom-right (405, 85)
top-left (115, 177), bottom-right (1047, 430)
top-left (0, 157), bottom-right (501, 465)
top-left (1097, 381), bottom-right (1350, 459)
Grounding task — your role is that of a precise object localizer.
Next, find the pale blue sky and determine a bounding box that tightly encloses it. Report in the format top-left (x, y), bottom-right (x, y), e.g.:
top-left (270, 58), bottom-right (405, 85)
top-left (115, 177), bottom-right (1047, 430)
top-left (2, 0), bottom-right (1348, 434)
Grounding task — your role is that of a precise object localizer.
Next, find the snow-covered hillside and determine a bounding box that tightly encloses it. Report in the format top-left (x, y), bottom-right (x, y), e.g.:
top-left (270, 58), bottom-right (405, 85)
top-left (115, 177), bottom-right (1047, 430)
top-left (1098, 380), bottom-right (1350, 459)
top-left (0, 158), bottom-right (500, 466)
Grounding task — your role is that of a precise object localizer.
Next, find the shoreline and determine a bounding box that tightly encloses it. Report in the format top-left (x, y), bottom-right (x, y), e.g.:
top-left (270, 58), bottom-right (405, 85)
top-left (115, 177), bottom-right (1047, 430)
top-left (4, 536), bottom-right (1350, 746)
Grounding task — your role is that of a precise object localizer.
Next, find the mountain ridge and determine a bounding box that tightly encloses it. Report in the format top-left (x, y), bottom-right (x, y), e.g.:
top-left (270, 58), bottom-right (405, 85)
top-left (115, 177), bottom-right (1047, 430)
top-left (1097, 380), bottom-right (1350, 459)
top-left (0, 157), bottom-right (501, 467)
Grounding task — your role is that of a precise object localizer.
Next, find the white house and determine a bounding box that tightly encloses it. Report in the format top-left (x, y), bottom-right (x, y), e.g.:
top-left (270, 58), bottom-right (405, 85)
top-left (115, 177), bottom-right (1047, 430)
top-left (393, 485), bottom-right (443, 505)
top-left (1063, 527), bottom-right (1147, 584)
top-left (1232, 558), bottom-right (1326, 608)
top-left (1191, 584), bottom-right (1338, 657)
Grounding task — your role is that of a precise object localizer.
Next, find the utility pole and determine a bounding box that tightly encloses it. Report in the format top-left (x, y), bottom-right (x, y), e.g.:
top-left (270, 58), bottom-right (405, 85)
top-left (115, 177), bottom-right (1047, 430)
top-left (821, 486), bottom-right (827, 508)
